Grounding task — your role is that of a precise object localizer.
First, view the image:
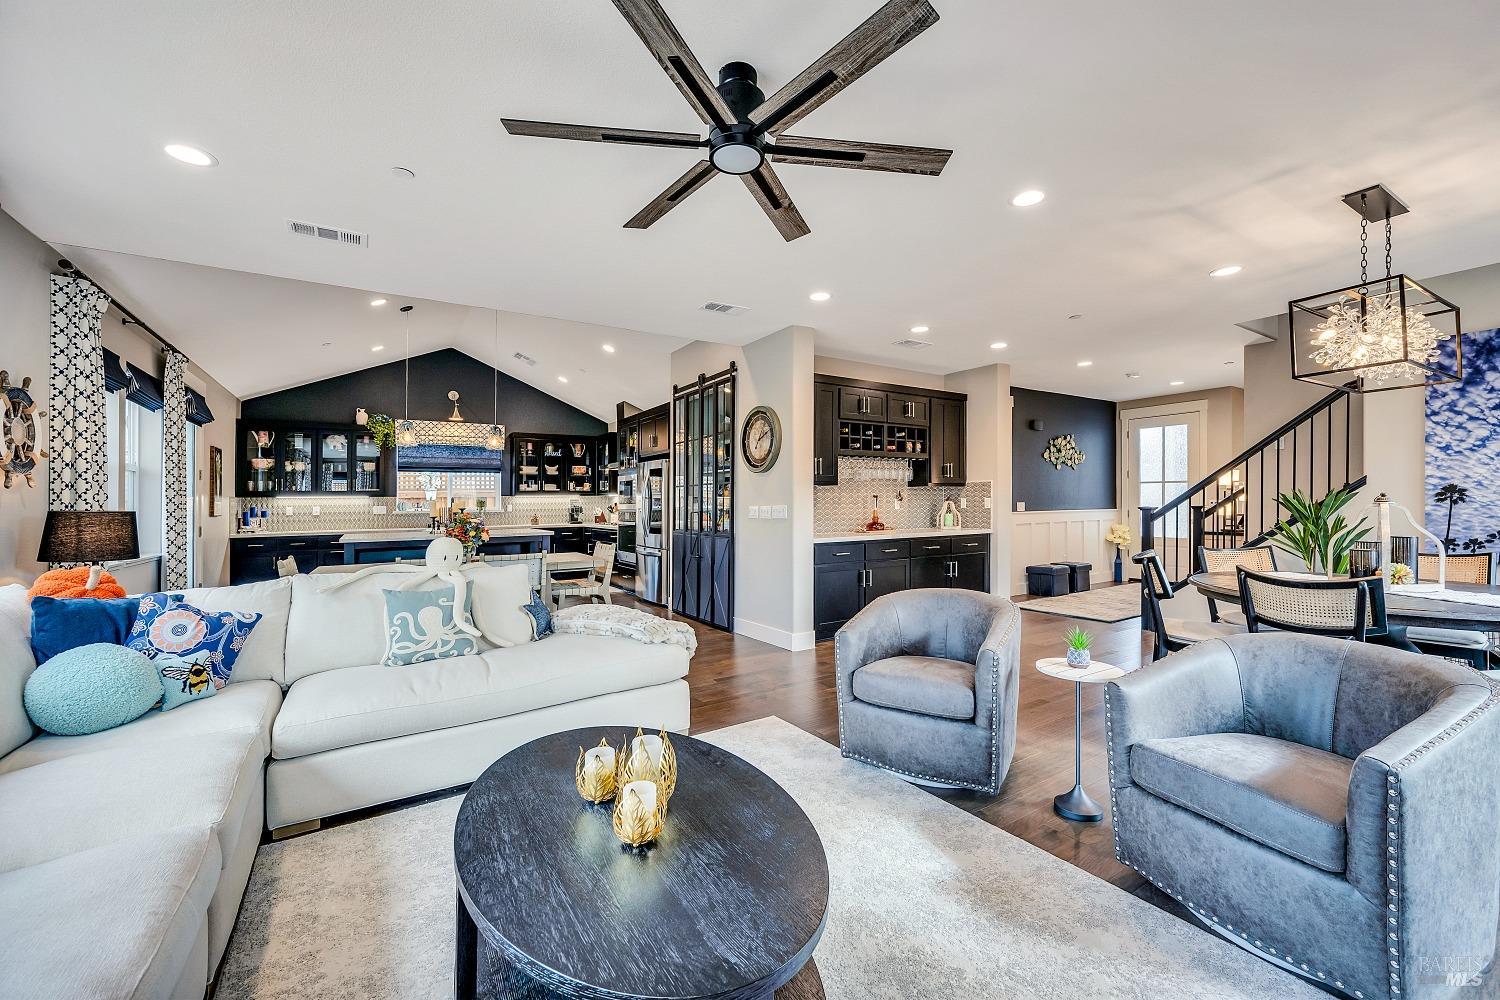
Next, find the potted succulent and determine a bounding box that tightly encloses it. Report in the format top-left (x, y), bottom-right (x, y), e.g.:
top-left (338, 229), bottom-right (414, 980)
top-left (1064, 626), bottom-right (1093, 668)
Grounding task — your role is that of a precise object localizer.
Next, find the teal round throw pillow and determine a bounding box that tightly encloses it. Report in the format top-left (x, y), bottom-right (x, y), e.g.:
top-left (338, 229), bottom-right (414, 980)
top-left (23, 642), bottom-right (161, 736)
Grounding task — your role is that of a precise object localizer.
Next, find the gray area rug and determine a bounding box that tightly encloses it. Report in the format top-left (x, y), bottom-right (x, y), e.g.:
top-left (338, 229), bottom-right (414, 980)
top-left (1020, 584), bottom-right (1141, 623)
top-left (219, 717), bottom-right (1319, 999)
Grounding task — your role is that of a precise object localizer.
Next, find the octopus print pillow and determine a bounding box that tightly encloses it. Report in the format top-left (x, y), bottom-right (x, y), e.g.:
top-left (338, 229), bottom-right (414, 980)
top-left (126, 593), bottom-right (262, 689)
top-left (382, 585), bottom-right (479, 666)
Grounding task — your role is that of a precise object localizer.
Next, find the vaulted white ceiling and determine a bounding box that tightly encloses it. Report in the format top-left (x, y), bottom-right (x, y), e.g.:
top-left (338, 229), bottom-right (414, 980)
top-left (3, 0), bottom-right (1499, 403)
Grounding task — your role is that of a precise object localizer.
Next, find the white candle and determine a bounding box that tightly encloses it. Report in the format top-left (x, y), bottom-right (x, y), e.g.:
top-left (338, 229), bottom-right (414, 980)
top-left (584, 745), bottom-right (615, 772)
top-left (632, 734), bottom-right (664, 767)
top-left (623, 780), bottom-right (657, 815)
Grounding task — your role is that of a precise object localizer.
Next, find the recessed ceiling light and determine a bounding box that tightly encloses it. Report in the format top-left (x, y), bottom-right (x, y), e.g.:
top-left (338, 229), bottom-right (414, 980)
top-left (1125, 372), bottom-right (1142, 379)
top-left (370, 297), bottom-right (387, 307)
top-left (1068, 314), bottom-right (1083, 321)
top-left (601, 344), bottom-right (616, 353)
top-left (1010, 189), bottom-right (1045, 207)
top-left (557, 375), bottom-right (569, 383)
top-left (809, 291), bottom-right (832, 302)
top-left (390, 166), bottom-right (415, 180)
top-left (990, 341), bottom-right (1008, 350)
top-left (371, 345), bottom-right (385, 352)
top-left (1170, 380), bottom-right (1185, 386)
top-left (163, 143), bottom-right (217, 167)
top-left (1209, 265), bottom-right (1243, 278)
top-left (910, 325), bottom-right (930, 335)
top-left (1076, 360), bottom-right (1093, 367)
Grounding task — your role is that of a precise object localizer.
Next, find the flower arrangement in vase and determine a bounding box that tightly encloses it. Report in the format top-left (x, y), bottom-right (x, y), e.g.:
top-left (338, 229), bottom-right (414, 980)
top-left (1065, 627), bottom-right (1093, 668)
top-left (446, 510), bottom-right (489, 562)
top-left (1105, 523), bottom-right (1132, 583)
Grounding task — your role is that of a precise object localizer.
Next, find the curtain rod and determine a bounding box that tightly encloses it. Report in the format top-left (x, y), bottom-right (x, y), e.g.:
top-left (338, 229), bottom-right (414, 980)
top-left (54, 258), bottom-right (189, 362)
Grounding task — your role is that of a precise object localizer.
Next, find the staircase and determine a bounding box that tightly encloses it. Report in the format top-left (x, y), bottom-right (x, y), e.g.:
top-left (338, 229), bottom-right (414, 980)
top-left (1139, 388), bottom-right (1365, 587)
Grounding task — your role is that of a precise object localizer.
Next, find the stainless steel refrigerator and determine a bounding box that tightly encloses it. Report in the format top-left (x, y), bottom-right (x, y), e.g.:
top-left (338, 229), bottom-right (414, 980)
top-left (634, 458), bottom-right (667, 604)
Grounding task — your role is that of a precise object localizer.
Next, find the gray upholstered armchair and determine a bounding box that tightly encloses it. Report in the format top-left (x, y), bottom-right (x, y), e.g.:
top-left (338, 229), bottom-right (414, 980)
top-left (834, 590), bottom-right (1020, 794)
top-left (1106, 633), bottom-right (1500, 999)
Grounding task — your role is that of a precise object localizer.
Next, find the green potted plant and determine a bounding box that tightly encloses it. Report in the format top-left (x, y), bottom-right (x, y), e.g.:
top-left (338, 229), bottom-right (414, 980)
top-left (1267, 486), bottom-right (1371, 578)
top-left (366, 412), bottom-right (396, 451)
top-left (1065, 626), bottom-right (1093, 667)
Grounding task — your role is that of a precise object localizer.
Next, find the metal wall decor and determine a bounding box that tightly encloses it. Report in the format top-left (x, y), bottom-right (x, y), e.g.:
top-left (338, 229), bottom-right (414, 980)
top-left (1288, 184), bottom-right (1463, 393)
top-left (1043, 434), bottom-right (1085, 470)
top-left (1, 371), bottom-right (47, 489)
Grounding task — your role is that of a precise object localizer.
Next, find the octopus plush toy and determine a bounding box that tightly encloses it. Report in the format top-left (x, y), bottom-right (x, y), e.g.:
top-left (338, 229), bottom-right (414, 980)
top-left (318, 536), bottom-right (483, 637)
top-left (28, 566), bottom-right (127, 600)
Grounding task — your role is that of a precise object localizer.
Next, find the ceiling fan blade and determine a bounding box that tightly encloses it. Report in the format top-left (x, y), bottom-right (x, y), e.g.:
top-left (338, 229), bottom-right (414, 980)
top-left (610, 0), bottom-right (736, 131)
top-left (502, 119), bottom-right (704, 149)
top-left (771, 135), bottom-right (951, 176)
top-left (741, 162), bottom-right (811, 242)
top-left (624, 160), bottom-right (718, 230)
top-left (752, 0), bottom-right (939, 137)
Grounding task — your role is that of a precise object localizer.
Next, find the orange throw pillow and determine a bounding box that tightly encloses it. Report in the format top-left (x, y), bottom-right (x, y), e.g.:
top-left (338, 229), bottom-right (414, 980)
top-left (27, 567), bottom-right (127, 601)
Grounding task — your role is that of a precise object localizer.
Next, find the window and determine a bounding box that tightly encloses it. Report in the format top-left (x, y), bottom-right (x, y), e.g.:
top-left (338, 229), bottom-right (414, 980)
top-left (122, 398), bottom-right (142, 515)
top-left (1134, 421), bottom-right (1190, 538)
top-left (396, 471), bottom-right (502, 512)
top-left (185, 422), bottom-right (197, 587)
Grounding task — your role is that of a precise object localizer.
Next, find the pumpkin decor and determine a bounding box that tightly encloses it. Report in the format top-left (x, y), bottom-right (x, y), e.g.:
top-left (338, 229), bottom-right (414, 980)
top-left (28, 566), bottom-right (127, 600)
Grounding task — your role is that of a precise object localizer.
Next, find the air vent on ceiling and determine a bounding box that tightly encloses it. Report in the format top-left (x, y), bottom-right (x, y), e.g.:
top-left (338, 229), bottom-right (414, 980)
top-left (700, 301), bottom-right (749, 316)
top-left (891, 338), bottom-right (933, 350)
top-left (286, 219), bottom-right (368, 248)
top-left (512, 351), bottom-right (538, 367)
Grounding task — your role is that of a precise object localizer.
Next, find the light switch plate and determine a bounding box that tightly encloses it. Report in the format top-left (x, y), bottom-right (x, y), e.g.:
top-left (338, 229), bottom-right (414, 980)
top-left (759, 505), bottom-right (773, 519)
top-left (748, 505), bottom-right (759, 519)
top-left (312, 506), bottom-right (321, 516)
top-left (1015, 501), bottom-right (1026, 512)
top-left (983, 497), bottom-right (992, 509)
top-left (372, 505), bottom-right (387, 515)
top-left (960, 497), bottom-right (967, 509)
top-left (284, 506), bottom-right (295, 516)
top-left (772, 504), bottom-right (788, 519)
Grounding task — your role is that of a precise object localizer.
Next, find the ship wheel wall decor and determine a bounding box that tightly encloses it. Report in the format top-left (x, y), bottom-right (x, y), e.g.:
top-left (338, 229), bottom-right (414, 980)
top-left (501, 0), bottom-right (952, 241)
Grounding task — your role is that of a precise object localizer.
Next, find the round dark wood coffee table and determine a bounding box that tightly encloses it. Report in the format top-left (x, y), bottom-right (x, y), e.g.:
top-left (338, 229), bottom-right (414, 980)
top-left (454, 728), bottom-right (829, 1000)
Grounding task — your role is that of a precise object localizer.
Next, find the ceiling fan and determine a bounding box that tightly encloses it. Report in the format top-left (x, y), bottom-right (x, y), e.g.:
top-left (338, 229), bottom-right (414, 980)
top-left (501, 0), bottom-right (951, 242)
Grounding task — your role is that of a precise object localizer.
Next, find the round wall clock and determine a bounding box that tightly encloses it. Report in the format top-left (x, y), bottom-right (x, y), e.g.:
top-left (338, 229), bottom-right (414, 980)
top-left (741, 405), bottom-right (782, 473)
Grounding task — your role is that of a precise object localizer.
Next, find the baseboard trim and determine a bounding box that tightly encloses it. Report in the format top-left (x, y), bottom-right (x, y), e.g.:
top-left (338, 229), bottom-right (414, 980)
top-left (733, 617), bottom-right (816, 652)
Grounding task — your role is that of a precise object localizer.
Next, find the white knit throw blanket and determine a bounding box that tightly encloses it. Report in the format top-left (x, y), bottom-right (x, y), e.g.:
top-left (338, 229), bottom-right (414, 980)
top-left (553, 605), bottom-right (698, 655)
top-left (1391, 585), bottom-right (1500, 608)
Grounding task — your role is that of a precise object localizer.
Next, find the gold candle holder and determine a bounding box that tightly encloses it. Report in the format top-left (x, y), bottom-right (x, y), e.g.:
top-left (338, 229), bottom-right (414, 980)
top-left (612, 779), bottom-right (664, 848)
top-left (575, 738), bottom-right (617, 804)
top-left (617, 726), bottom-right (677, 806)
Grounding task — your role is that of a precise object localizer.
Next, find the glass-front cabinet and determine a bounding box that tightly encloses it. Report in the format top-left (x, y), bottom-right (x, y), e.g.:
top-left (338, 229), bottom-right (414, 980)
top-left (671, 367), bottom-right (735, 630)
top-left (236, 420), bottom-right (393, 496)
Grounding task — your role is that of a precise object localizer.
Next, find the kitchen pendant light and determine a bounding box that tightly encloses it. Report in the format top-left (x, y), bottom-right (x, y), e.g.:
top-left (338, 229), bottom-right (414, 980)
top-left (395, 305), bottom-right (418, 447)
top-left (484, 309), bottom-right (506, 451)
top-left (1287, 184), bottom-right (1463, 393)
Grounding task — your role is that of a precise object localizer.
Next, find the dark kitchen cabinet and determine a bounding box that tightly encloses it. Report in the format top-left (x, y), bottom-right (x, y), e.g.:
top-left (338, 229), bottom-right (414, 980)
top-left (814, 383), bottom-right (838, 485)
top-left (639, 408), bottom-right (670, 458)
top-left (838, 387), bottom-right (886, 421)
top-left (510, 435), bottom-right (598, 496)
top-left (237, 420), bottom-right (393, 497)
top-left (887, 392), bottom-right (929, 426)
top-left (230, 533), bottom-right (342, 584)
top-left (813, 533), bottom-right (990, 640)
top-left (929, 397), bottom-right (967, 485)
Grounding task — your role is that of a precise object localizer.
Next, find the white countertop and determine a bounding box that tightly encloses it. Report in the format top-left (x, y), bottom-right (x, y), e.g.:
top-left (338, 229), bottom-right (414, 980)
top-left (531, 522), bottom-right (618, 531)
top-left (337, 527), bottom-right (556, 543)
top-left (814, 527), bottom-right (989, 545)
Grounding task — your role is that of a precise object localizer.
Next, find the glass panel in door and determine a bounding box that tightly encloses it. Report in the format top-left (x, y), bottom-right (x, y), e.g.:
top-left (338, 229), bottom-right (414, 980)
top-left (319, 431), bottom-right (350, 492)
top-left (244, 426), bottom-right (278, 494)
top-left (715, 382), bottom-right (732, 533)
top-left (687, 392), bottom-right (702, 533)
top-left (673, 397), bottom-right (688, 530)
top-left (354, 432), bottom-right (381, 492)
top-left (281, 430), bottom-right (315, 493)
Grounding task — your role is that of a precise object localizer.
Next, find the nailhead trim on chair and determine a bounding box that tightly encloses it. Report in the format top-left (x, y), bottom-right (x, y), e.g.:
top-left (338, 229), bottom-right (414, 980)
top-left (835, 605), bottom-right (1019, 795)
top-left (1108, 662), bottom-right (1500, 1000)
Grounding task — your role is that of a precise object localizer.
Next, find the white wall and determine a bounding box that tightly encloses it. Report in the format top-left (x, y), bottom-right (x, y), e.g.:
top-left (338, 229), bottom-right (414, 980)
top-left (943, 363), bottom-right (1013, 598)
top-left (672, 327), bottom-right (816, 650)
top-left (814, 355), bottom-right (947, 391)
top-left (0, 209), bottom-right (57, 584)
top-left (1011, 509), bottom-right (1119, 592)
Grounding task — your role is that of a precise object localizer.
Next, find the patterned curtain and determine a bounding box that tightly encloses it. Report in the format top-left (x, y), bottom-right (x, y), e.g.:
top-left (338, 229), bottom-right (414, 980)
top-left (48, 276), bottom-right (111, 510)
top-left (161, 350), bottom-right (190, 589)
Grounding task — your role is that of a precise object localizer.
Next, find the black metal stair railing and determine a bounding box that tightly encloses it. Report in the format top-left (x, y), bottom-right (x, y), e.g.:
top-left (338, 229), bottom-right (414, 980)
top-left (1139, 388), bottom-right (1363, 587)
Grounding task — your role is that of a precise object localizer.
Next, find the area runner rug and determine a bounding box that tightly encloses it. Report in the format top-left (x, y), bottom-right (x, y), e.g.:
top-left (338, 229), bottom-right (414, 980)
top-left (218, 718), bottom-right (1318, 1000)
top-left (1020, 584), bottom-right (1142, 624)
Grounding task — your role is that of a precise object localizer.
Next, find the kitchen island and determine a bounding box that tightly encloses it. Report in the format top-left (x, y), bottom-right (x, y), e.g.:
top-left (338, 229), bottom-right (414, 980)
top-left (230, 526), bottom-right (557, 583)
top-left (339, 527), bottom-right (555, 564)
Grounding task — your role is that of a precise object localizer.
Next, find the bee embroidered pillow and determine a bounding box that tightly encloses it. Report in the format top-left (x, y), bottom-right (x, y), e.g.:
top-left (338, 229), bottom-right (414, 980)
top-left (157, 650), bottom-right (218, 712)
top-left (382, 585), bottom-right (480, 666)
top-left (125, 593), bottom-right (262, 688)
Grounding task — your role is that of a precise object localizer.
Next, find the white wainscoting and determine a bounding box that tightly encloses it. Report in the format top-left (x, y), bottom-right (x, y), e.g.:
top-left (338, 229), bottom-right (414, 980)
top-left (1010, 509), bottom-right (1119, 594)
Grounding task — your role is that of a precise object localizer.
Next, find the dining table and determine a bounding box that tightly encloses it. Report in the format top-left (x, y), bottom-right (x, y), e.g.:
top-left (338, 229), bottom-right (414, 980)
top-left (1189, 570), bottom-right (1500, 633)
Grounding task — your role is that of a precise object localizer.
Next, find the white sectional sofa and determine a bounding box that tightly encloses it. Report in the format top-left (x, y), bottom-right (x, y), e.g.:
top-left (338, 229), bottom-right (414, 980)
top-left (0, 564), bottom-right (691, 1000)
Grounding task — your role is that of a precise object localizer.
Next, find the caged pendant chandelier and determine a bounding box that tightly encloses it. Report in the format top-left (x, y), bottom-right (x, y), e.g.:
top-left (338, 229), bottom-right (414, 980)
top-left (1287, 184), bottom-right (1463, 393)
top-left (484, 309), bottom-right (506, 451)
top-left (395, 305), bottom-right (418, 447)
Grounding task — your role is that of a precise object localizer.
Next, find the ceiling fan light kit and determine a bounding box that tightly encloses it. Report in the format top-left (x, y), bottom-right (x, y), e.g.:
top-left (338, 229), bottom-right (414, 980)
top-left (501, 0), bottom-right (953, 241)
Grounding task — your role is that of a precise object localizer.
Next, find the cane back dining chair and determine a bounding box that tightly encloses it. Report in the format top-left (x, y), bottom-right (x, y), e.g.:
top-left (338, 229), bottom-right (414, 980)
top-left (1408, 552), bottom-right (1495, 669)
top-left (1196, 545), bottom-right (1278, 625)
top-left (1236, 568), bottom-right (1388, 642)
top-left (1134, 550), bottom-right (1244, 662)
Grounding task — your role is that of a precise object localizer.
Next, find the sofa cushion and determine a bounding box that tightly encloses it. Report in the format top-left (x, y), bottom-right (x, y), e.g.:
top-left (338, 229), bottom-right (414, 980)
top-left (273, 633), bottom-right (690, 759)
top-left (177, 577), bottom-right (292, 686)
top-left (0, 584), bottom-right (37, 758)
top-left (851, 655), bottom-right (976, 721)
top-left (0, 731), bottom-right (261, 872)
top-left (382, 584), bottom-right (480, 666)
top-left (286, 570), bottom-right (469, 682)
top-left (1131, 732), bottom-right (1352, 873)
top-left (468, 562), bottom-right (535, 648)
top-left (27, 594), bottom-right (138, 664)
top-left (0, 678), bottom-right (282, 774)
top-left (0, 827), bottom-right (219, 1000)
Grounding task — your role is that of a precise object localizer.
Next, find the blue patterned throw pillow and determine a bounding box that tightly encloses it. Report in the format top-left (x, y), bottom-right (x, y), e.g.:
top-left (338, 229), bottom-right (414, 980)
top-left (126, 593), bottom-right (262, 689)
top-left (521, 590), bottom-right (553, 640)
top-left (383, 585), bottom-right (480, 666)
top-left (156, 650), bottom-right (218, 712)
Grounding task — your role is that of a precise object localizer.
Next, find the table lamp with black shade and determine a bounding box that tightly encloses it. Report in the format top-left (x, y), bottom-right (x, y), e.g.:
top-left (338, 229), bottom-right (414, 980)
top-left (37, 511), bottom-right (140, 590)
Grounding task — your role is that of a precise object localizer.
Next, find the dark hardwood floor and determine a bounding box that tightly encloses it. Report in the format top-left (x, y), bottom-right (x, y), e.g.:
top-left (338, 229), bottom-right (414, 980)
top-left (607, 584), bottom-right (1179, 913)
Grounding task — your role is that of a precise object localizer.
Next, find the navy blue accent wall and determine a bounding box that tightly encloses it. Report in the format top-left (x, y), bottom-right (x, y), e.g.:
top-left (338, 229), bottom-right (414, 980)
top-left (241, 348), bottom-right (606, 436)
top-left (1012, 387), bottom-right (1117, 511)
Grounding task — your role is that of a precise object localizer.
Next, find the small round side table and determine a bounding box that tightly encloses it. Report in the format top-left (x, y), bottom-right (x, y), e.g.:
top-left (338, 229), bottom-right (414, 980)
top-left (1034, 657), bottom-right (1125, 823)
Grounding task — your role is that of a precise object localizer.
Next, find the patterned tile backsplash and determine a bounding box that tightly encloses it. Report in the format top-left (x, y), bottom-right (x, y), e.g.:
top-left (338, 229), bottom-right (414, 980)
top-left (815, 457), bottom-right (991, 534)
top-left (234, 495), bottom-right (618, 534)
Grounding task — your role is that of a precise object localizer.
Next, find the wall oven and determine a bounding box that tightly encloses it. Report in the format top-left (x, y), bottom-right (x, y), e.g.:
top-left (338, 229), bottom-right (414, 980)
top-left (635, 458), bottom-right (667, 604)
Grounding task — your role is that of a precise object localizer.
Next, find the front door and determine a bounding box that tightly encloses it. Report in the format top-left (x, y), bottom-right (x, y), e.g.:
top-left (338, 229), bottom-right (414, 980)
top-left (1124, 410), bottom-right (1203, 574)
